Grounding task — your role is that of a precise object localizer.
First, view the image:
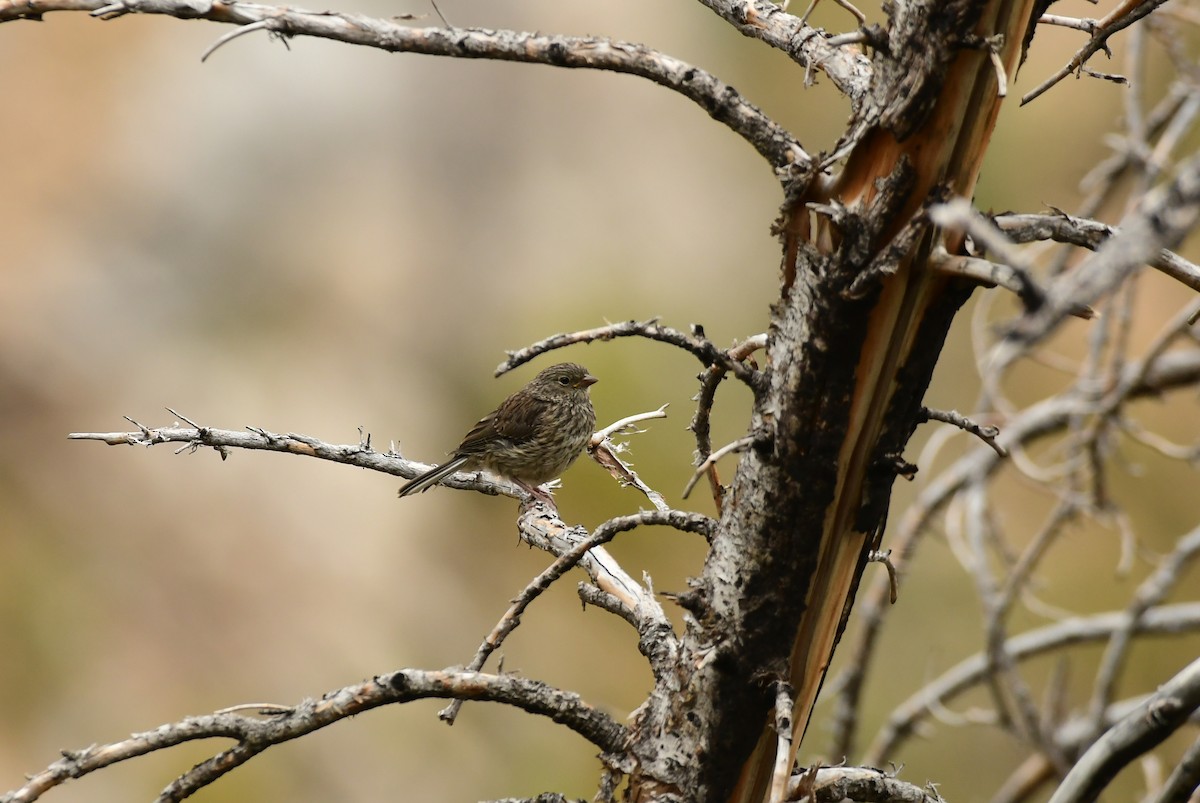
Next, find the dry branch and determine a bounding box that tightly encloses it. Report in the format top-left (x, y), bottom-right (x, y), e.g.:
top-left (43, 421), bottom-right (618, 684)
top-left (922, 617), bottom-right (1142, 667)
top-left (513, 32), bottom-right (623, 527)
top-left (0, 0), bottom-right (809, 172)
top-left (1, 669), bottom-right (627, 803)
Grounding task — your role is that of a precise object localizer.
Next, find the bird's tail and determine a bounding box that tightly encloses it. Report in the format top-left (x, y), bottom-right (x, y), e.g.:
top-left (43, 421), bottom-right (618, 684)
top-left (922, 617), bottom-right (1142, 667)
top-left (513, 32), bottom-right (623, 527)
top-left (397, 456), bottom-right (471, 497)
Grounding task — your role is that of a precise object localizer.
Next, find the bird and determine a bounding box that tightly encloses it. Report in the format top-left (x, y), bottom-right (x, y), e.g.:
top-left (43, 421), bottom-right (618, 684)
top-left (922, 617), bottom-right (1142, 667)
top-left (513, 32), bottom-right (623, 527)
top-left (398, 362), bottom-right (598, 504)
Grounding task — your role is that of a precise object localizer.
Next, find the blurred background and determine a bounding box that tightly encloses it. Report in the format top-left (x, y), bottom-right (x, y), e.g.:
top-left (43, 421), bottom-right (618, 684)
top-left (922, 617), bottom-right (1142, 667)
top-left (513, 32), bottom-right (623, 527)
top-left (1, 0), bottom-right (1197, 800)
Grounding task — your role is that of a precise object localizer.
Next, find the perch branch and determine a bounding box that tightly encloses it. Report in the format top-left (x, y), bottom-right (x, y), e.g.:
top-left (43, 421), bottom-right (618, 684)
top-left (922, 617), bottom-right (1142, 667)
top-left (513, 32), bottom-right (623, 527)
top-left (70, 414), bottom-right (529, 496)
top-left (70, 411), bottom-right (661, 653)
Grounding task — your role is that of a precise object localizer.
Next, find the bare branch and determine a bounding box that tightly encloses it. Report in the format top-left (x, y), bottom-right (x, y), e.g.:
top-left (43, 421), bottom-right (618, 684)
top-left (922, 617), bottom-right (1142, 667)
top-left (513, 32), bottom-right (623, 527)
top-left (931, 250), bottom-right (1095, 320)
top-left (72, 406), bottom-right (677, 508)
top-left (929, 200), bottom-right (1056, 313)
top-left (995, 211), bottom-right (1200, 294)
top-left (592, 405), bottom-right (669, 444)
top-left (497, 319), bottom-right (763, 389)
top-left (1155, 731), bottom-right (1200, 803)
top-left (1022, 0), bottom-right (1172, 105)
top-left (866, 549), bottom-right (898, 605)
top-left (864, 602), bottom-right (1200, 764)
top-left (918, 406), bottom-right (1007, 457)
top-left (199, 18), bottom-right (270, 61)
top-left (1038, 14), bottom-right (1100, 34)
top-left (440, 508), bottom-right (709, 723)
top-left (69, 418), bottom-right (534, 496)
top-left (515, 502), bottom-right (647, 610)
top-left (786, 765), bottom-right (944, 803)
top-left (682, 435), bottom-right (754, 499)
top-left (591, 448), bottom-right (669, 514)
top-left (0, 0), bottom-right (809, 172)
top-left (585, 406), bottom-right (674, 509)
top-left (1048, 656), bottom-right (1200, 803)
top-left (999, 149), bottom-right (1200, 356)
top-left (831, 347), bottom-right (1200, 760)
top-left (1085, 524), bottom-right (1200, 742)
top-left (1, 669), bottom-right (627, 803)
top-left (689, 332), bottom-right (767, 511)
top-left (691, 0), bottom-right (872, 103)
top-left (577, 582), bottom-right (640, 628)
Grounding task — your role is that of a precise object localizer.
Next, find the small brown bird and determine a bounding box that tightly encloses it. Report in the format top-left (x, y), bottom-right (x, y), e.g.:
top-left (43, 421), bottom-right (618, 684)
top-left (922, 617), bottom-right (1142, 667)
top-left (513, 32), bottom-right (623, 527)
top-left (398, 362), bottom-right (598, 503)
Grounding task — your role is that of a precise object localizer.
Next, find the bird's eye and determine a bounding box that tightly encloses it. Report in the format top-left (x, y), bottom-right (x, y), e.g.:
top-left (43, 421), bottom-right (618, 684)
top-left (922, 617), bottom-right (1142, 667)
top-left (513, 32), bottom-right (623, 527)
top-left (558, 376), bottom-right (571, 385)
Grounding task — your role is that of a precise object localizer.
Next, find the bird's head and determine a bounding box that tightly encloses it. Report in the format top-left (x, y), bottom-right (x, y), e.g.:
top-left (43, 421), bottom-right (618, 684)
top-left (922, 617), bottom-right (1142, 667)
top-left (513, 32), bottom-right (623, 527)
top-left (534, 363), bottom-right (598, 395)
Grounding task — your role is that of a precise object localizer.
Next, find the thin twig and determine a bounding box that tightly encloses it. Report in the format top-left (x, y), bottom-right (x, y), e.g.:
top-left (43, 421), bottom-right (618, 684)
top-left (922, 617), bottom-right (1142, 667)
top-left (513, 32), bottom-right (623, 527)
top-left (682, 435), bottom-right (754, 499)
top-left (689, 332), bottom-right (767, 510)
top-left (919, 406), bottom-right (1008, 457)
top-left (591, 405), bottom-right (669, 443)
top-left (498, 319), bottom-right (763, 387)
top-left (200, 19), bottom-right (271, 62)
top-left (1022, 0), bottom-right (1172, 105)
top-left (768, 681), bottom-right (795, 803)
top-left (439, 508), bottom-right (710, 723)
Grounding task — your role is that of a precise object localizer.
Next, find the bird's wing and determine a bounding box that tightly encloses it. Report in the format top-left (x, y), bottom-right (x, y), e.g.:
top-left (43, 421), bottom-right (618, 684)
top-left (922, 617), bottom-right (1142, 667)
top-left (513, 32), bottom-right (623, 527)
top-left (456, 395), bottom-right (540, 456)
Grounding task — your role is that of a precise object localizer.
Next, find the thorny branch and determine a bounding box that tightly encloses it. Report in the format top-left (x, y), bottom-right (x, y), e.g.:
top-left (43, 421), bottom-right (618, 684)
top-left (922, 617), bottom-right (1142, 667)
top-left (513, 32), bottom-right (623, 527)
top-left (68, 403), bottom-right (684, 611)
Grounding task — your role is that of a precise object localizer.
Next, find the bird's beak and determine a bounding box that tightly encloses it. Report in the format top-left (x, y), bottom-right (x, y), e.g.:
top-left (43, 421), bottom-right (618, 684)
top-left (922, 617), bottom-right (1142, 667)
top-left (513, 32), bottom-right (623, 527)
top-left (579, 373), bottom-right (598, 388)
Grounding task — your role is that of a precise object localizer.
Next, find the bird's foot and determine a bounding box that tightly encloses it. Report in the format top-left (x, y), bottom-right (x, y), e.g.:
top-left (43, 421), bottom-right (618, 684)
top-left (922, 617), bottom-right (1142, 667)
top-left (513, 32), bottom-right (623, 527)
top-left (517, 481), bottom-right (558, 510)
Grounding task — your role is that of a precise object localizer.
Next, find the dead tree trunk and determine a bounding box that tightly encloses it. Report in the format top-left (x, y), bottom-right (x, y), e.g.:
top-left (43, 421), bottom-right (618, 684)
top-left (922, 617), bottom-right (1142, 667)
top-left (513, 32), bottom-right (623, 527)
top-left (627, 4), bottom-right (1041, 800)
